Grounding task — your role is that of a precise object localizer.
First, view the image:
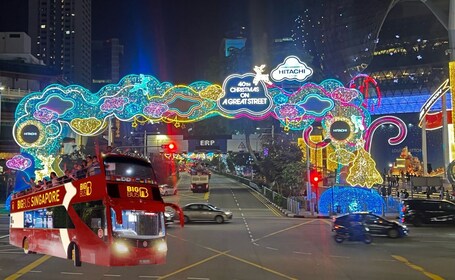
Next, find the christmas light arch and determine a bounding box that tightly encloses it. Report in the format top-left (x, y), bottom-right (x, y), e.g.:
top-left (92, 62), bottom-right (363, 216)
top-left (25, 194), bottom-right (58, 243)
top-left (11, 57), bottom-right (408, 215)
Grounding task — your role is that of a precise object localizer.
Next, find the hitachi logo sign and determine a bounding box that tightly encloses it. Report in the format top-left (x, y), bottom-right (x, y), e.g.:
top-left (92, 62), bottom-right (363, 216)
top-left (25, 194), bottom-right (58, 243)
top-left (278, 69), bottom-right (308, 75)
top-left (332, 128), bottom-right (348, 133)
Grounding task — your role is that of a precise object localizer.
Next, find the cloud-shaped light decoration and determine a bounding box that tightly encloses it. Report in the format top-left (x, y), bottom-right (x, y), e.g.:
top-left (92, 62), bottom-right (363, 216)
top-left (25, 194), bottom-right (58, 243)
top-left (298, 94), bottom-right (334, 117)
top-left (70, 118), bottom-right (106, 136)
top-left (6, 155), bottom-right (32, 171)
top-left (199, 84), bottom-right (223, 100)
top-left (270, 56), bottom-right (313, 82)
top-left (273, 93), bottom-right (289, 105)
top-left (33, 108), bottom-right (58, 124)
top-left (319, 79), bottom-right (345, 93)
top-left (100, 97), bottom-right (129, 112)
top-left (37, 95), bottom-right (74, 115)
top-left (274, 104), bottom-right (306, 119)
top-left (143, 102), bottom-right (169, 118)
top-left (329, 87), bottom-right (360, 104)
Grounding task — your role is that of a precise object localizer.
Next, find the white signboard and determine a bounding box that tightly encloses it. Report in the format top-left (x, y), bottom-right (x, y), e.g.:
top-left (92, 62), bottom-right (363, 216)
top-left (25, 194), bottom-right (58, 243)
top-left (270, 55), bottom-right (313, 82)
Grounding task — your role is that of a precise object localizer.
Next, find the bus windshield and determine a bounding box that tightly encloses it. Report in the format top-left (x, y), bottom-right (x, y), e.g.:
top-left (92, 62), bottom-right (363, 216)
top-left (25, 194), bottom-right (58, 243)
top-left (104, 155), bottom-right (157, 182)
top-left (111, 209), bottom-right (165, 239)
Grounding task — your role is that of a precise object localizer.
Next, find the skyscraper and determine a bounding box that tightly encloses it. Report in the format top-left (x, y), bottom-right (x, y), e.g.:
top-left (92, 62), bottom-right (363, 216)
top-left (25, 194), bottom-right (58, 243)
top-left (92, 38), bottom-right (124, 91)
top-left (28, 0), bottom-right (92, 89)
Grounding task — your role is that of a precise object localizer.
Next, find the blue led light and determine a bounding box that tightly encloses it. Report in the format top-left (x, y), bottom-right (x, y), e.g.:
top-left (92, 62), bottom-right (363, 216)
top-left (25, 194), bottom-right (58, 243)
top-left (318, 186), bottom-right (384, 215)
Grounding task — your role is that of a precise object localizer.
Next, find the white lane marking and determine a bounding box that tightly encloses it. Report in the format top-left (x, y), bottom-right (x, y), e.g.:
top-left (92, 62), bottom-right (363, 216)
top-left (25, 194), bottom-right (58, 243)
top-left (265, 246), bottom-right (278, 250)
top-left (61, 272), bottom-right (83, 275)
top-left (231, 188), bottom-right (256, 242)
top-left (330, 255), bottom-right (350, 259)
top-left (293, 251), bottom-right (312, 255)
top-left (420, 240), bottom-right (448, 243)
top-left (0, 235), bottom-right (9, 239)
top-left (103, 274), bottom-right (122, 277)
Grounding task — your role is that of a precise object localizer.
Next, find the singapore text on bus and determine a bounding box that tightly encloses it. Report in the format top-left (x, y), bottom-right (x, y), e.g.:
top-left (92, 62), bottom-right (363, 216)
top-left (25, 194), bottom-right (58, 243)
top-left (9, 152), bottom-right (183, 267)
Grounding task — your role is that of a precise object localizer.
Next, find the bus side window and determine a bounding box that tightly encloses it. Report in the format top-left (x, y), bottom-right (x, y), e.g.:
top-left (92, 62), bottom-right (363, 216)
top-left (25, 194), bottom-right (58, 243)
top-left (49, 206), bottom-right (75, 229)
top-left (73, 200), bottom-right (106, 235)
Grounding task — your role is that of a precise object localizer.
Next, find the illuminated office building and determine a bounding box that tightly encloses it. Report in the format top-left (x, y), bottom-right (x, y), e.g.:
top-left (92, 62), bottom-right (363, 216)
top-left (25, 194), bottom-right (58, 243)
top-left (28, 0), bottom-right (92, 88)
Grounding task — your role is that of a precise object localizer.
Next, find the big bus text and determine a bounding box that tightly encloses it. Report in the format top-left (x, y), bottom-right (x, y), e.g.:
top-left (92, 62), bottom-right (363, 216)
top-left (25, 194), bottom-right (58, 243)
top-left (9, 153), bottom-right (183, 267)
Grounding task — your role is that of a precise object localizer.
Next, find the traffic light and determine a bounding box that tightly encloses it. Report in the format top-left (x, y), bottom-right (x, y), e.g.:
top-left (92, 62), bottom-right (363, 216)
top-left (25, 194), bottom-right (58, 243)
top-left (309, 169), bottom-right (322, 186)
top-left (161, 142), bottom-right (177, 153)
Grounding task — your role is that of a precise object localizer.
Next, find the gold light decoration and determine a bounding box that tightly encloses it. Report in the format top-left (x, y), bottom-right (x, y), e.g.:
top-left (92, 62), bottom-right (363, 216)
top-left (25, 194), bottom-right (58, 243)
top-left (346, 146), bottom-right (383, 188)
top-left (70, 118), bottom-right (106, 135)
top-left (326, 145), bottom-right (338, 171)
top-left (328, 148), bottom-right (355, 166)
top-left (199, 84), bottom-right (223, 100)
top-left (310, 135), bottom-right (322, 168)
top-left (15, 120), bottom-right (46, 148)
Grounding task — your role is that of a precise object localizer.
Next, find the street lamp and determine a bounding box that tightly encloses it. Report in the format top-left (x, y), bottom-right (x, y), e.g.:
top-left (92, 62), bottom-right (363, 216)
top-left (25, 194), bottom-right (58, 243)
top-left (256, 124), bottom-right (275, 143)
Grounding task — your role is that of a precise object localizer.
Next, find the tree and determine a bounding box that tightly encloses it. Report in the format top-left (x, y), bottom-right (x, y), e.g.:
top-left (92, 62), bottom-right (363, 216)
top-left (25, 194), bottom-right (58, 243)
top-left (280, 161), bottom-right (306, 197)
top-left (238, 129), bottom-right (304, 195)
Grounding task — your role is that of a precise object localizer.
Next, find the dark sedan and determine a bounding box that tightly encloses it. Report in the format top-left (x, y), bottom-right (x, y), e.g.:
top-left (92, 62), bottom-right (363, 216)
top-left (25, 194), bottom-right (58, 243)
top-left (332, 212), bottom-right (408, 238)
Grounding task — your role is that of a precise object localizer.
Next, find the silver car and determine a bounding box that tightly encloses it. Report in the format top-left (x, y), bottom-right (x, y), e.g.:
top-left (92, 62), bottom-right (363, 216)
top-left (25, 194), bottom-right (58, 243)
top-left (159, 184), bottom-right (177, 196)
top-left (181, 203), bottom-right (233, 224)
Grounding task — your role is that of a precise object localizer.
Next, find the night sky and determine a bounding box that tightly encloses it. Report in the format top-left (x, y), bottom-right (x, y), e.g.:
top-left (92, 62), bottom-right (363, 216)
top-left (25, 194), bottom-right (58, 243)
top-left (91, 0), bottom-right (292, 83)
top-left (0, 1), bottom-right (448, 170)
top-left (0, 0), bottom-right (298, 83)
top-left (92, 0), bottom-right (231, 82)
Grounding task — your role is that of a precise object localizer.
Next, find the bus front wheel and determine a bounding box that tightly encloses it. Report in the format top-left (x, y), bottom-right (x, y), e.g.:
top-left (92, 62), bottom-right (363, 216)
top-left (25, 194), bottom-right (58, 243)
top-left (23, 237), bottom-right (32, 254)
top-left (69, 243), bottom-right (82, 267)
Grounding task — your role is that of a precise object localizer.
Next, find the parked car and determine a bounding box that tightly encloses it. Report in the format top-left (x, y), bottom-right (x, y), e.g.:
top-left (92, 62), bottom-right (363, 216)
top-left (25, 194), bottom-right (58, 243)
top-left (401, 199), bottom-right (455, 226)
top-left (159, 184), bottom-right (177, 196)
top-left (180, 203), bottom-right (232, 224)
top-left (164, 206), bottom-right (177, 225)
top-left (332, 212), bottom-right (408, 238)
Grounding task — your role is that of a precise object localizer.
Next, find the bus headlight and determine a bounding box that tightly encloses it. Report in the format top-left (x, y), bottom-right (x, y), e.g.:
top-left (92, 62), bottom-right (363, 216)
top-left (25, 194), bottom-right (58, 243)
top-left (154, 240), bottom-right (167, 253)
top-left (113, 241), bottom-right (129, 254)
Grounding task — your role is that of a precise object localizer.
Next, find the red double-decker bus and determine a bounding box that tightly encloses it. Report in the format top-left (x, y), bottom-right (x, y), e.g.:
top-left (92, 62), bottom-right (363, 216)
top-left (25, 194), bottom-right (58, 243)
top-left (9, 153), bottom-right (183, 266)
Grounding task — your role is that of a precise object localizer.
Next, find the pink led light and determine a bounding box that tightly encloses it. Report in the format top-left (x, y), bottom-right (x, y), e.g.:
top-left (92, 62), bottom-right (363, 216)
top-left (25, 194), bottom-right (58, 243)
top-left (6, 155), bottom-right (32, 171)
top-left (33, 108), bottom-right (58, 124)
top-left (302, 126), bottom-right (331, 149)
top-left (329, 87), bottom-right (359, 104)
top-left (100, 97), bottom-right (128, 112)
top-left (234, 111), bottom-right (272, 120)
top-left (364, 116), bottom-right (407, 153)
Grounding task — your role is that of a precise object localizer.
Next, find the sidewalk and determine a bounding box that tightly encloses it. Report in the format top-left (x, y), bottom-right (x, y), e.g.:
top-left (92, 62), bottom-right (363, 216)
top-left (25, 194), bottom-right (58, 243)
top-left (0, 204), bottom-right (7, 215)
